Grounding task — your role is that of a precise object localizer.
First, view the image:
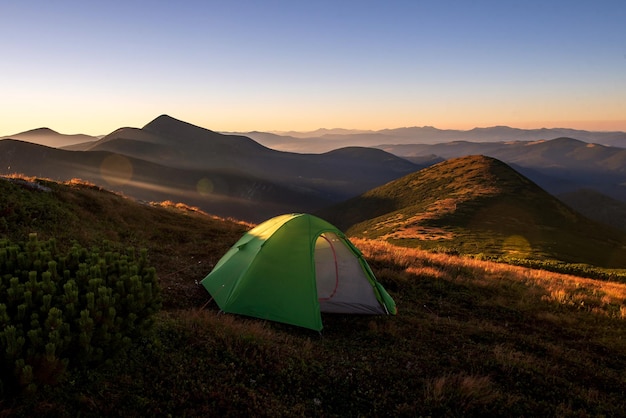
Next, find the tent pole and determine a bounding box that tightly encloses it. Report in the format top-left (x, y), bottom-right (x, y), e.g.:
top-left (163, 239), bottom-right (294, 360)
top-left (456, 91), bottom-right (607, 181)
top-left (200, 296), bottom-right (214, 310)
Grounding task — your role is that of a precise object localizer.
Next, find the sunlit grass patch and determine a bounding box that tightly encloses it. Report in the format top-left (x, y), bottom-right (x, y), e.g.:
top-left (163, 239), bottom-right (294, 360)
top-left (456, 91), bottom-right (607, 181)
top-left (353, 237), bottom-right (626, 320)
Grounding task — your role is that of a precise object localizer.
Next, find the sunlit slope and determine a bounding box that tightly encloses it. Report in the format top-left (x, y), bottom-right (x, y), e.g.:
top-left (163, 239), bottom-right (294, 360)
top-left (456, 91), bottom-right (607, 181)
top-left (321, 155), bottom-right (626, 268)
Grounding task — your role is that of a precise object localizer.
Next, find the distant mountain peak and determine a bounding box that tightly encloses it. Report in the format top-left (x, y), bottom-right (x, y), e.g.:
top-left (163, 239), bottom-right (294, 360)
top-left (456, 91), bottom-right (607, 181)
top-left (26, 127), bottom-right (59, 135)
top-left (1, 127), bottom-right (98, 148)
top-left (408, 155), bottom-right (533, 197)
top-left (146, 114), bottom-right (182, 125)
top-left (142, 114), bottom-right (216, 136)
top-left (5, 127), bottom-right (59, 137)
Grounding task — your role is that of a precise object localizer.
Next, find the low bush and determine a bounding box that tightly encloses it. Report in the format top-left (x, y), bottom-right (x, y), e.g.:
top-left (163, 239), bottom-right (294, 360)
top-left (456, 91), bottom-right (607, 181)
top-left (0, 234), bottom-right (161, 396)
top-left (501, 257), bottom-right (626, 283)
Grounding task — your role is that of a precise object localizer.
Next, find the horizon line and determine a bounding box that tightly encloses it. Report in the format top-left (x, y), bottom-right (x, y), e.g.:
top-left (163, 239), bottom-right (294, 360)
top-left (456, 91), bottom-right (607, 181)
top-left (3, 117), bottom-right (626, 138)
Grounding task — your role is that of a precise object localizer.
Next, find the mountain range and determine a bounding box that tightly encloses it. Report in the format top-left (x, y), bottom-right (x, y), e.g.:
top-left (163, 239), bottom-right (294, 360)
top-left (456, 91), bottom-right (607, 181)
top-left (2, 115), bottom-right (626, 268)
top-left (237, 127), bottom-right (626, 226)
top-left (242, 129), bottom-right (626, 230)
top-left (0, 115), bottom-right (418, 222)
top-left (6, 123), bottom-right (625, 206)
top-left (240, 126), bottom-right (626, 153)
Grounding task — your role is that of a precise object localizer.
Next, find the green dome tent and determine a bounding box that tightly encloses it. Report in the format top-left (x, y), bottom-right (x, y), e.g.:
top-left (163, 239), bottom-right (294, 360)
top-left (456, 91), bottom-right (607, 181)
top-left (201, 213), bottom-right (396, 331)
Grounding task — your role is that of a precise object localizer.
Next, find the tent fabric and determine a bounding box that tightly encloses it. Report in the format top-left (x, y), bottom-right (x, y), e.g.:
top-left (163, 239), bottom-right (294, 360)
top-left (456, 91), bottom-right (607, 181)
top-left (201, 213), bottom-right (396, 331)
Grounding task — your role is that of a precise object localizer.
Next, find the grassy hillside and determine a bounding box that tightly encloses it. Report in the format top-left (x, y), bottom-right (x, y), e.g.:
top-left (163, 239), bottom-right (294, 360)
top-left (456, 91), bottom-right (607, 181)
top-left (2, 176), bottom-right (626, 416)
top-left (0, 139), bottom-right (336, 222)
top-left (0, 175), bottom-right (249, 310)
top-left (377, 138), bottom-right (626, 204)
top-left (321, 155), bottom-right (626, 269)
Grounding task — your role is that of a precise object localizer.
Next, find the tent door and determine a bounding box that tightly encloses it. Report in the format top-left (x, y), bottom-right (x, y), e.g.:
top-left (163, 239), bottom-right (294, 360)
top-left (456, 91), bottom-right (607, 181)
top-left (314, 233), bottom-right (386, 314)
top-left (315, 233), bottom-right (339, 301)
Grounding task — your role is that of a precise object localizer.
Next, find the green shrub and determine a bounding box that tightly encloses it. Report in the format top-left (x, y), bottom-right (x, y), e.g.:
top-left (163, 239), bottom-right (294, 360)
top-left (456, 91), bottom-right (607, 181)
top-left (0, 234), bottom-right (161, 396)
top-left (501, 256), bottom-right (626, 283)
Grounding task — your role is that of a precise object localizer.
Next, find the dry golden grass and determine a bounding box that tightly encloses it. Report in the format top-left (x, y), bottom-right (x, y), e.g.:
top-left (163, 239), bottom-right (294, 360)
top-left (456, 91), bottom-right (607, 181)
top-left (352, 237), bottom-right (626, 320)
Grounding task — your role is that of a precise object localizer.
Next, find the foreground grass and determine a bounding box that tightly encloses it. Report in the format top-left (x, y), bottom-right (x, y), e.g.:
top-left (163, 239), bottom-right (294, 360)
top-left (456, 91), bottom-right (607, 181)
top-left (2, 176), bottom-right (626, 416)
top-left (5, 240), bottom-right (626, 417)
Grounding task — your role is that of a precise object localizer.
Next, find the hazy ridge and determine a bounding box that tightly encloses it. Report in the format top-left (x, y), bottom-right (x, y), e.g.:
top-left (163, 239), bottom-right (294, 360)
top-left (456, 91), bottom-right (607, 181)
top-left (1, 127), bottom-right (99, 148)
top-left (0, 115), bottom-right (418, 222)
top-left (241, 125), bottom-right (626, 153)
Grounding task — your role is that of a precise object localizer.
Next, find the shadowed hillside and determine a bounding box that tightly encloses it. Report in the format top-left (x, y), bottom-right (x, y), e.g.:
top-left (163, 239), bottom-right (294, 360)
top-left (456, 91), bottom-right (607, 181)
top-left (558, 188), bottom-right (626, 232)
top-left (1, 115), bottom-right (419, 222)
top-left (90, 115), bottom-right (270, 170)
top-left (87, 115), bottom-right (419, 199)
top-left (320, 155), bottom-right (626, 268)
top-left (0, 139), bottom-right (331, 222)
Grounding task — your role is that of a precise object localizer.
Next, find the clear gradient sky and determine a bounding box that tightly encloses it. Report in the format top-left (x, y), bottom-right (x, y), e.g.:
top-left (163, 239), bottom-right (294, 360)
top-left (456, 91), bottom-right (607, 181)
top-left (1, 0), bottom-right (625, 135)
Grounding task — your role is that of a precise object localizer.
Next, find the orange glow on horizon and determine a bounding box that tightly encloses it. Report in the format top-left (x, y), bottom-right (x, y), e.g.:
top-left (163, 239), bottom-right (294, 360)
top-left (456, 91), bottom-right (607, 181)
top-left (2, 114), bottom-right (626, 137)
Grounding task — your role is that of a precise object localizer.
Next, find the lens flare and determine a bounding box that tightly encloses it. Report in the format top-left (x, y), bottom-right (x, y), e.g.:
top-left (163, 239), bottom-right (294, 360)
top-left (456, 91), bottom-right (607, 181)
top-left (502, 235), bottom-right (532, 257)
top-left (100, 155), bottom-right (133, 186)
top-left (196, 177), bottom-right (214, 196)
